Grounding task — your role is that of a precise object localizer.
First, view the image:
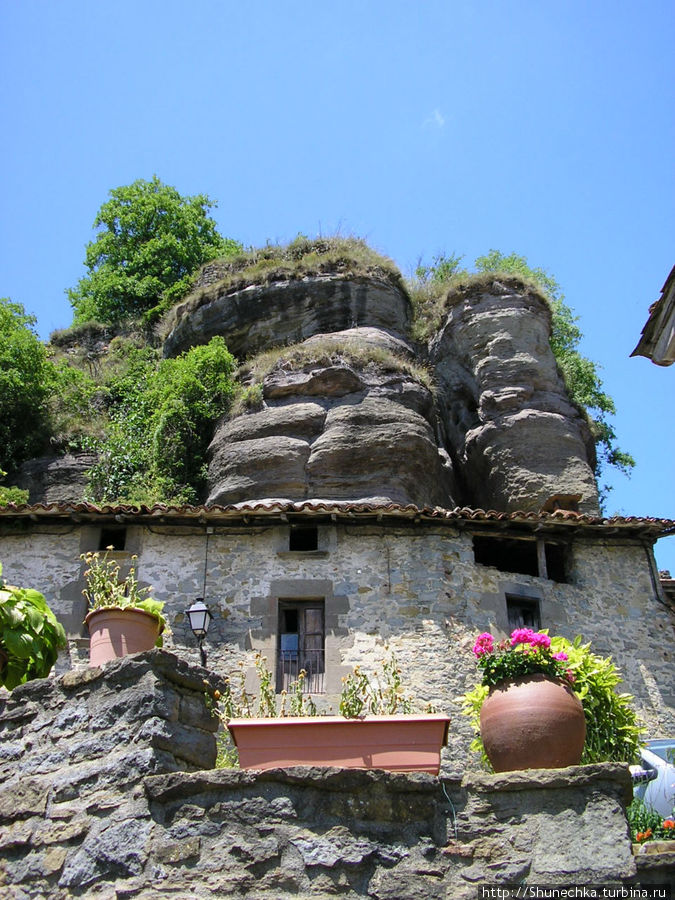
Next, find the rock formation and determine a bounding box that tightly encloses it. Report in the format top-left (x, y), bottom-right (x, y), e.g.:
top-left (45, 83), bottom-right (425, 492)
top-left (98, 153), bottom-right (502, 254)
top-left (12, 452), bottom-right (98, 505)
top-left (10, 253), bottom-right (601, 514)
top-left (430, 279), bottom-right (599, 513)
top-left (162, 264), bottom-right (598, 513)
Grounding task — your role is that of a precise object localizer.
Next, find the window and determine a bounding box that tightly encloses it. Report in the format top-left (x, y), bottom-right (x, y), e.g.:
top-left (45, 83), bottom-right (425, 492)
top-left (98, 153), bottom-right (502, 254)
top-left (277, 600), bottom-right (325, 693)
top-left (473, 536), bottom-right (538, 576)
top-left (507, 595), bottom-right (541, 630)
top-left (473, 535), bottom-right (568, 583)
top-left (98, 526), bottom-right (127, 551)
top-left (289, 526), bottom-right (318, 551)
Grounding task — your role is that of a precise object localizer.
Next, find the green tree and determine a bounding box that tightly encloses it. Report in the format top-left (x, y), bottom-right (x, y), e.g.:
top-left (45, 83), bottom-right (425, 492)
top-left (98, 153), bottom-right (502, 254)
top-left (87, 337), bottom-right (237, 504)
top-left (0, 298), bottom-right (52, 472)
top-left (68, 176), bottom-right (240, 325)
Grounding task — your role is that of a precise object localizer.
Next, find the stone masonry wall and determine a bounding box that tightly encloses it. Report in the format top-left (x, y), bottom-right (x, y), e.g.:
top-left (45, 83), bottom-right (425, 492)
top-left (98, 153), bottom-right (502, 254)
top-left (1, 521), bottom-right (672, 763)
top-left (0, 651), bottom-right (647, 898)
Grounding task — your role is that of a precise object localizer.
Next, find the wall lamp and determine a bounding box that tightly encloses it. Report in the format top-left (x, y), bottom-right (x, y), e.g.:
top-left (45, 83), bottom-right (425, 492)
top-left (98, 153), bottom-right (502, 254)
top-left (186, 598), bottom-right (212, 666)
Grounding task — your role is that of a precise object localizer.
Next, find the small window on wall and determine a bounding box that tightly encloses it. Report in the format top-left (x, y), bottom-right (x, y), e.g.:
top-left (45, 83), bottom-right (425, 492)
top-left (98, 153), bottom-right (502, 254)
top-left (289, 526), bottom-right (318, 552)
top-left (98, 527), bottom-right (127, 551)
top-left (277, 600), bottom-right (325, 693)
top-left (506, 595), bottom-right (541, 631)
top-left (473, 535), bottom-right (568, 583)
top-left (473, 536), bottom-right (538, 577)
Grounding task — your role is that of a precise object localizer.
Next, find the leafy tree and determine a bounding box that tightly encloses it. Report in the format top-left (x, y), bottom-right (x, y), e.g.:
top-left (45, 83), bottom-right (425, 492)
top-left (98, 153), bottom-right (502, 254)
top-left (68, 176), bottom-right (241, 325)
top-left (0, 298), bottom-right (52, 472)
top-left (87, 337), bottom-right (237, 504)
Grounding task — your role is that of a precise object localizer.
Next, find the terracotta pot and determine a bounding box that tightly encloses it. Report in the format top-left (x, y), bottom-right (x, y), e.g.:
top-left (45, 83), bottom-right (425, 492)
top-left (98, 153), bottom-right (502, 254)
top-left (227, 714), bottom-right (451, 774)
top-left (85, 607), bottom-right (160, 667)
top-left (479, 674), bottom-right (586, 772)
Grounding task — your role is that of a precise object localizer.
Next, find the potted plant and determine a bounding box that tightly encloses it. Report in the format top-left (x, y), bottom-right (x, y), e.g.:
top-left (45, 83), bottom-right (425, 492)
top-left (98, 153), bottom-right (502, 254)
top-left (82, 549), bottom-right (166, 666)
top-left (462, 629), bottom-right (643, 772)
top-left (0, 561), bottom-right (67, 689)
top-left (216, 652), bottom-right (451, 774)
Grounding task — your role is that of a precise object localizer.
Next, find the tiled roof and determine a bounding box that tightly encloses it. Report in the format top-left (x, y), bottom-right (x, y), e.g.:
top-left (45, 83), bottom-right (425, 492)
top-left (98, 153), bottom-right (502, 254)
top-left (0, 499), bottom-right (673, 537)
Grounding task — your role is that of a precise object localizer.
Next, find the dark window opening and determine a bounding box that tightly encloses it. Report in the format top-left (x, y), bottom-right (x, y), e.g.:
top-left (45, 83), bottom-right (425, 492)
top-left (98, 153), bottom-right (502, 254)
top-left (289, 526), bottom-right (318, 552)
top-left (507, 596), bottom-right (542, 631)
top-left (473, 536), bottom-right (538, 577)
top-left (545, 543), bottom-right (568, 583)
top-left (277, 600), bottom-right (325, 693)
top-left (473, 535), bottom-right (568, 583)
top-left (99, 527), bottom-right (127, 551)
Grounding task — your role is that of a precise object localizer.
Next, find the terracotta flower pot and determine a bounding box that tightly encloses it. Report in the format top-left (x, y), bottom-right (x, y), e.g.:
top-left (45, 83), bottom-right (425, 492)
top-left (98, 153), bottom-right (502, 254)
top-left (479, 674), bottom-right (586, 772)
top-left (85, 607), bottom-right (160, 667)
top-left (228, 714), bottom-right (451, 774)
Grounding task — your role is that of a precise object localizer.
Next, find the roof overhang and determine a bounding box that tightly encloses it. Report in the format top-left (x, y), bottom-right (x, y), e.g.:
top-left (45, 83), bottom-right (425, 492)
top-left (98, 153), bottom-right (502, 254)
top-left (1, 499), bottom-right (673, 540)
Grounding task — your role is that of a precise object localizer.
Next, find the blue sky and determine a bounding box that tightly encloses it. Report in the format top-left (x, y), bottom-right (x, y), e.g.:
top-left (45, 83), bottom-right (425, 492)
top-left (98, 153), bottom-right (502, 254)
top-left (1, 0), bottom-right (673, 569)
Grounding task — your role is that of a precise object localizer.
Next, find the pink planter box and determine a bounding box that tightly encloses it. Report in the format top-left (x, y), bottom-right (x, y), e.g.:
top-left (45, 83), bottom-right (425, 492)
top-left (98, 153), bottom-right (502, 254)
top-left (227, 714), bottom-right (451, 774)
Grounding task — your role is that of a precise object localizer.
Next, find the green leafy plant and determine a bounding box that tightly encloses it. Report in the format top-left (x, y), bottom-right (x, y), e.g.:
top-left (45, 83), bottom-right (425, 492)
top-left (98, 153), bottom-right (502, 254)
top-left (462, 629), bottom-right (643, 767)
top-left (339, 654), bottom-right (415, 717)
top-left (0, 561), bottom-right (67, 690)
top-left (85, 336), bottom-right (236, 504)
top-left (210, 650), bottom-right (428, 768)
top-left (0, 469), bottom-right (29, 505)
top-left (81, 549), bottom-right (166, 636)
top-left (627, 797), bottom-right (675, 843)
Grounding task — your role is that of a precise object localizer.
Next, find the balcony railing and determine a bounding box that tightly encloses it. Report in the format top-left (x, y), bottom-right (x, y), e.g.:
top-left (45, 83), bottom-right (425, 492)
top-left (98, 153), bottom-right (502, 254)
top-left (277, 649), bottom-right (325, 694)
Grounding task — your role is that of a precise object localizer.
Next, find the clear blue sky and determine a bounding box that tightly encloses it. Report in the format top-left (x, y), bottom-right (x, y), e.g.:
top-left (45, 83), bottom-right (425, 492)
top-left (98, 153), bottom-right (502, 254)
top-left (1, 1), bottom-right (673, 569)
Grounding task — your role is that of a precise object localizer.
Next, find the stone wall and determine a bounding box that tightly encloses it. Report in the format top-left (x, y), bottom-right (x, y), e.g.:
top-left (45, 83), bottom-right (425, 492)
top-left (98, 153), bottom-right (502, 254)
top-left (0, 650), bottom-right (656, 898)
top-left (1, 518), bottom-right (673, 759)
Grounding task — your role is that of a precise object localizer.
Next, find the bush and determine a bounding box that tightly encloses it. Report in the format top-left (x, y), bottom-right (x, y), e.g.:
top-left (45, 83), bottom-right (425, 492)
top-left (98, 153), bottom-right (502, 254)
top-left (0, 562), bottom-right (66, 689)
top-left (86, 337), bottom-right (236, 504)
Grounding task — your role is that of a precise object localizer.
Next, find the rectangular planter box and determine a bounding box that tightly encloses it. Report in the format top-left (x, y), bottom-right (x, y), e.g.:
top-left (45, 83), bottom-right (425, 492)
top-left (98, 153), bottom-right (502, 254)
top-left (227, 714), bottom-right (451, 774)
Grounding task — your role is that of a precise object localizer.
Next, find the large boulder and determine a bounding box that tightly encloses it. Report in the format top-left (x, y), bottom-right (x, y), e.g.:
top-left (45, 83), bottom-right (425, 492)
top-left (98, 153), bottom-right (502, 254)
top-left (162, 275), bottom-right (412, 360)
top-left (207, 330), bottom-right (456, 508)
top-left (431, 279), bottom-right (599, 514)
top-left (11, 453), bottom-right (98, 505)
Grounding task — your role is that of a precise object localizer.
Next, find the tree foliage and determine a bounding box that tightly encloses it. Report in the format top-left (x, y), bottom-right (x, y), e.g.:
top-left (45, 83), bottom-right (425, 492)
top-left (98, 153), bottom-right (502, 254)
top-left (87, 337), bottom-right (237, 504)
top-left (68, 176), bottom-right (240, 325)
top-left (0, 298), bottom-right (52, 472)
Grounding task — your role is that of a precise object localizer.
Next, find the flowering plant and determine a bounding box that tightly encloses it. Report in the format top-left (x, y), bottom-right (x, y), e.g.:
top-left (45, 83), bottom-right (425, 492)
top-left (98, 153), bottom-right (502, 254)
top-left (81, 549), bottom-right (166, 634)
top-left (463, 630), bottom-right (644, 766)
top-left (472, 628), bottom-right (574, 688)
top-left (627, 798), bottom-right (675, 843)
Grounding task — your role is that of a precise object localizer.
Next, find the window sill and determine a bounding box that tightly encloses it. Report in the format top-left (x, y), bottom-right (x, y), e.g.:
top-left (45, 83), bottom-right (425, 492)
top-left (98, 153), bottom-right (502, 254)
top-left (277, 551), bottom-right (329, 559)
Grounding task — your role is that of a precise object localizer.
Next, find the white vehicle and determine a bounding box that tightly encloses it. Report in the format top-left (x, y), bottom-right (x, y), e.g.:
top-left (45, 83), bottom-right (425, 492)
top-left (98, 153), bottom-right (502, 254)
top-left (631, 739), bottom-right (675, 818)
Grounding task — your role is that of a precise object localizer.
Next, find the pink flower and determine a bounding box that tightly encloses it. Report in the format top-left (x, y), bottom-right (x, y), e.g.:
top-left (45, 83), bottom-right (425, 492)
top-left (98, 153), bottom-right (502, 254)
top-left (552, 651), bottom-right (568, 661)
top-left (566, 668), bottom-right (576, 683)
top-left (472, 632), bottom-right (494, 657)
top-left (528, 632), bottom-right (551, 650)
top-left (510, 628), bottom-right (536, 646)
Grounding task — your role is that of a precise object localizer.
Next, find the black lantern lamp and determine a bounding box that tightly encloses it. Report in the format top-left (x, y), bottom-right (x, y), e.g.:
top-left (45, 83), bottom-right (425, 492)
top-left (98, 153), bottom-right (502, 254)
top-left (186, 598), bottom-right (211, 666)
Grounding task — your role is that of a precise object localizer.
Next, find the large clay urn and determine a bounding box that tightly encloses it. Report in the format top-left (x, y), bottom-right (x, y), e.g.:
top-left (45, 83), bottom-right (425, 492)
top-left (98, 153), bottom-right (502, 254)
top-left (85, 607), bottom-right (160, 667)
top-left (479, 674), bottom-right (586, 772)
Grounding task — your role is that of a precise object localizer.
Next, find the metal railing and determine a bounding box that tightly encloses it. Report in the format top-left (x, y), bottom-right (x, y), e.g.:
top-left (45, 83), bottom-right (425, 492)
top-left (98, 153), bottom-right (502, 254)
top-left (277, 650), bottom-right (325, 694)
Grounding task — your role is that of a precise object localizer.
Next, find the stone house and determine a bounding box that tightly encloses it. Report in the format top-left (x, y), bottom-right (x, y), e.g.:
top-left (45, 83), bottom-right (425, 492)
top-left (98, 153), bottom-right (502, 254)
top-left (2, 256), bottom-right (674, 762)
